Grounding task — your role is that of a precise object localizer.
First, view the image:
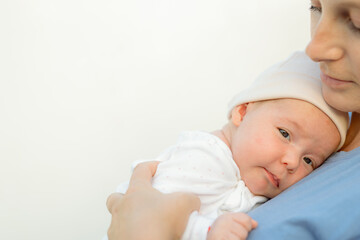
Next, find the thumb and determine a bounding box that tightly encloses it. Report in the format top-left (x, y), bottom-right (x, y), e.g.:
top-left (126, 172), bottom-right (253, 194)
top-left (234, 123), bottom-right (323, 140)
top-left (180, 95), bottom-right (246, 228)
top-left (106, 192), bottom-right (124, 213)
top-left (251, 219), bottom-right (258, 229)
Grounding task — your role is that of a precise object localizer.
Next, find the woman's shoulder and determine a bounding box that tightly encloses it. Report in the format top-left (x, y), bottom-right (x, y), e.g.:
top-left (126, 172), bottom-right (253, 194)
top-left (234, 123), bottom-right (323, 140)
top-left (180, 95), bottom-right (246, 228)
top-left (247, 146), bottom-right (360, 240)
top-left (326, 145), bottom-right (360, 164)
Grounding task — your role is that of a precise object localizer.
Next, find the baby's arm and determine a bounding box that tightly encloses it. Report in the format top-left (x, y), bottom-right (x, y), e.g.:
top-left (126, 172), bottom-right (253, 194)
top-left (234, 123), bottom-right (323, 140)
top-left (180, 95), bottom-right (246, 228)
top-left (206, 212), bottom-right (257, 240)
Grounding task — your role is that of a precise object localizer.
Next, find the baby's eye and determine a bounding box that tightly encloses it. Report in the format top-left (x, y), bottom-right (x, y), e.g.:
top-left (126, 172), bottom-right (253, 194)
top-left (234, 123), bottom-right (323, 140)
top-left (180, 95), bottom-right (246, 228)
top-left (279, 129), bottom-right (290, 140)
top-left (303, 157), bottom-right (313, 166)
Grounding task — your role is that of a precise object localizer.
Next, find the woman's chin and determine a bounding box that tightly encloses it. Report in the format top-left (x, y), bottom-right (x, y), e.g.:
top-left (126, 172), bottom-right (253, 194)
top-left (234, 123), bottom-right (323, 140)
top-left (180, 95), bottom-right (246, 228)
top-left (322, 86), bottom-right (355, 113)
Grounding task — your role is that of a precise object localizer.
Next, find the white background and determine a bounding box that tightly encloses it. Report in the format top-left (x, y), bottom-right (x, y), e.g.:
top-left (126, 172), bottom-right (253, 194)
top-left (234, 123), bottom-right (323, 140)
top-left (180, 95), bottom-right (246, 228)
top-left (1, 1), bottom-right (310, 239)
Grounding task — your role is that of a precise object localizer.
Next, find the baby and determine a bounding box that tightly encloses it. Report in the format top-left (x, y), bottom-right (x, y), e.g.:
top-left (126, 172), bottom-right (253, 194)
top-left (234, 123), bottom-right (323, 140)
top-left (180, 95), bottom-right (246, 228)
top-left (109, 52), bottom-right (348, 240)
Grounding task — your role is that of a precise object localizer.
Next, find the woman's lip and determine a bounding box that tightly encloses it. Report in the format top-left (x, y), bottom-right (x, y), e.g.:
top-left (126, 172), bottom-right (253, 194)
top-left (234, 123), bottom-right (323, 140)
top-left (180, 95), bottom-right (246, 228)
top-left (320, 72), bottom-right (352, 88)
top-left (264, 168), bottom-right (279, 188)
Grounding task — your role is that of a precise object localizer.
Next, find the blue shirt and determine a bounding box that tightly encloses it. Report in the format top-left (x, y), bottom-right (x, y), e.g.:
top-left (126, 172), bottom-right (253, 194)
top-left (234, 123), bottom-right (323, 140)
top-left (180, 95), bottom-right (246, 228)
top-left (248, 146), bottom-right (360, 240)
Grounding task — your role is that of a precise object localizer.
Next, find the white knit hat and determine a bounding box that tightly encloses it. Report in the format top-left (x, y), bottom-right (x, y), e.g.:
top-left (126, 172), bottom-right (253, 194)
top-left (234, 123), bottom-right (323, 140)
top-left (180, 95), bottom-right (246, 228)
top-left (228, 51), bottom-right (348, 150)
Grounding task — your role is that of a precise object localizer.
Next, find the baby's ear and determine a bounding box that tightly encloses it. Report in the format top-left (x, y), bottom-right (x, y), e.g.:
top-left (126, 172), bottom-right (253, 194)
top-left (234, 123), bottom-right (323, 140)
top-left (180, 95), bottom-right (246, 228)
top-left (231, 103), bottom-right (248, 127)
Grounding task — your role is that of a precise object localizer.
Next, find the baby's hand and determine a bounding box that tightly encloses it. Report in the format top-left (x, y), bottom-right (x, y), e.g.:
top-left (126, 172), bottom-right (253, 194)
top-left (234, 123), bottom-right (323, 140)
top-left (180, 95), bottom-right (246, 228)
top-left (206, 212), bottom-right (257, 240)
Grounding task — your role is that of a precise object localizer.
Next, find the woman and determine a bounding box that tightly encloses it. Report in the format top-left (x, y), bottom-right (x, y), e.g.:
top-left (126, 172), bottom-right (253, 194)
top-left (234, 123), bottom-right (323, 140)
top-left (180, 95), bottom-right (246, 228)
top-left (107, 0), bottom-right (360, 239)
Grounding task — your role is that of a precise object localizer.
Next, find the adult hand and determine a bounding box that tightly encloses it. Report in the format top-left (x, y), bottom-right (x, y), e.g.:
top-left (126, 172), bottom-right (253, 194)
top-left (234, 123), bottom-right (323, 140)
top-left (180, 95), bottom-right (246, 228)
top-left (106, 161), bottom-right (201, 240)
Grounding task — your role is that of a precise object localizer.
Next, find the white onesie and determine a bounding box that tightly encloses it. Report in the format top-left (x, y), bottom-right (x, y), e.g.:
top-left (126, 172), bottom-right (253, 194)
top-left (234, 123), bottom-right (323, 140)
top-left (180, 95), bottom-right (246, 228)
top-left (111, 131), bottom-right (267, 240)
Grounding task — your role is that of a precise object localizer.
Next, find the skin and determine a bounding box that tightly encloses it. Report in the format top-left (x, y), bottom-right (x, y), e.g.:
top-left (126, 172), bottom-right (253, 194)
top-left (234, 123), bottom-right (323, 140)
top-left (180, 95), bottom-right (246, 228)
top-left (107, 0), bottom-right (360, 239)
top-left (306, 0), bottom-right (360, 115)
top-left (207, 212), bottom-right (257, 240)
top-left (219, 99), bottom-right (339, 199)
top-left (207, 99), bottom-right (339, 239)
top-left (108, 98), bottom-right (340, 240)
top-left (306, 0), bottom-right (360, 151)
top-left (107, 161), bottom-right (201, 240)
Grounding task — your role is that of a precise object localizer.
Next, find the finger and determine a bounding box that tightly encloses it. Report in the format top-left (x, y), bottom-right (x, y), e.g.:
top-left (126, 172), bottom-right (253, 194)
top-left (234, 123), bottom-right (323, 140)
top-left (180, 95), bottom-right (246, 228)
top-left (229, 224), bottom-right (250, 240)
top-left (127, 161), bottom-right (160, 193)
top-left (251, 218), bottom-right (258, 228)
top-left (223, 232), bottom-right (239, 240)
top-left (106, 192), bottom-right (124, 213)
top-left (231, 215), bottom-right (257, 240)
top-left (231, 229), bottom-right (248, 240)
top-left (137, 161), bottom-right (160, 176)
top-left (232, 213), bottom-right (254, 231)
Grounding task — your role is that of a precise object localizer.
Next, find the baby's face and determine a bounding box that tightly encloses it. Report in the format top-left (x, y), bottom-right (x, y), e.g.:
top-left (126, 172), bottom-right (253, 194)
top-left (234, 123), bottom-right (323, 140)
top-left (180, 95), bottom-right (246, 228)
top-left (231, 99), bottom-right (340, 198)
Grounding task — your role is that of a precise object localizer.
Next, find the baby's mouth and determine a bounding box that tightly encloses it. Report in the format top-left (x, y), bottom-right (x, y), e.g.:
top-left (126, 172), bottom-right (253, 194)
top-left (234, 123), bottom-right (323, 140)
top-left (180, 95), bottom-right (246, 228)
top-left (264, 168), bottom-right (279, 188)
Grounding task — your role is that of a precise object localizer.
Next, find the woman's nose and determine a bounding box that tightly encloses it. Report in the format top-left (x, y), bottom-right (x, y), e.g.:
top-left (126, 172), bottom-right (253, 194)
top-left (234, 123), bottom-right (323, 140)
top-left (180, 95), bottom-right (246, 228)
top-left (305, 15), bottom-right (344, 62)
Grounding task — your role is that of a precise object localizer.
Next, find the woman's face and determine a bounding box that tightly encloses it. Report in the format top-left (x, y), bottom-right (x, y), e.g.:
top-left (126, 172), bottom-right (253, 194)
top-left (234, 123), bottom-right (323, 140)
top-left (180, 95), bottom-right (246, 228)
top-left (306, 0), bottom-right (360, 113)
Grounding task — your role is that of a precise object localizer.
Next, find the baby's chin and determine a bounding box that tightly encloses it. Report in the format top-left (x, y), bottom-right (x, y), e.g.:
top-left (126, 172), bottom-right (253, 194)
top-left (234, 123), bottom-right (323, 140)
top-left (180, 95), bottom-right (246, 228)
top-left (246, 183), bottom-right (279, 199)
top-left (253, 191), bottom-right (277, 199)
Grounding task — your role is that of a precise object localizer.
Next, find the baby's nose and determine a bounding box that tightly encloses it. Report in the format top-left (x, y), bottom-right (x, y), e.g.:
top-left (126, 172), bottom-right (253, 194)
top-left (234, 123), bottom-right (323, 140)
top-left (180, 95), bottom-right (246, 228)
top-left (280, 151), bottom-right (301, 172)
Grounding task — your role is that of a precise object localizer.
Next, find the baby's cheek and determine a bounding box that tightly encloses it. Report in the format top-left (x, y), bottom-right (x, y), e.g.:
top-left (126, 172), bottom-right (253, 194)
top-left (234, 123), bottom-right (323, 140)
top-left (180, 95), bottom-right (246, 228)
top-left (253, 135), bottom-right (274, 151)
top-left (291, 169), bottom-right (310, 185)
top-left (246, 174), bottom-right (269, 196)
top-left (253, 135), bottom-right (265, 145)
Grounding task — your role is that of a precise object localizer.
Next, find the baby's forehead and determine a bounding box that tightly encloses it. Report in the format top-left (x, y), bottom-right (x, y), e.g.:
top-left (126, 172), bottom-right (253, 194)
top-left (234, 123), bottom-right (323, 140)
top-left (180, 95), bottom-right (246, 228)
top-left (269, 99), bottom-right (335, 126)
top-left (273, 102), bottom-right (340, 154)
top-left (255, 98), bottom-right (338, 135)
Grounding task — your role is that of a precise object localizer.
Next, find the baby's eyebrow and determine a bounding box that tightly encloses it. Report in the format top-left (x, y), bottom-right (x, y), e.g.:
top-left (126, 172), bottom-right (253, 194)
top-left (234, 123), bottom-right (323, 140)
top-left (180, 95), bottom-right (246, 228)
top-left (284, 117), bottom-right (305, 134)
